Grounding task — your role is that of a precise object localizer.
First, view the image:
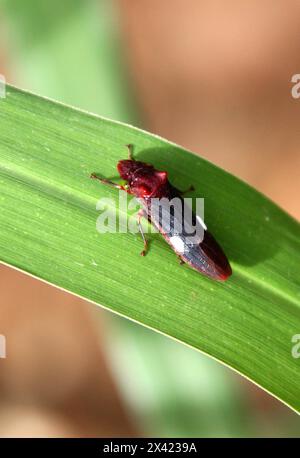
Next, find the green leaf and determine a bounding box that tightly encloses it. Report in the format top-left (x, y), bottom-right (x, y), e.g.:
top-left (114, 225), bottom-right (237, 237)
top-left (1, 85), bottom-right (300, 413)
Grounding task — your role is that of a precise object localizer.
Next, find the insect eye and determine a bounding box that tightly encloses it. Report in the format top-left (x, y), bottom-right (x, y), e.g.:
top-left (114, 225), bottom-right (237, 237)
top-left (140, 185), bottom-right (151, 196)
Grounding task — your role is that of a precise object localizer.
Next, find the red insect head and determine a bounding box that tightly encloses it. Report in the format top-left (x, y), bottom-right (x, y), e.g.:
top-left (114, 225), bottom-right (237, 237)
top-left (117, 159), bottom-right (168, 198)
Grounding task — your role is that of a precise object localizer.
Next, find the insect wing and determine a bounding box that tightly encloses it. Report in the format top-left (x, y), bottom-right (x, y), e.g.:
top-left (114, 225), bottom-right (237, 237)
top-left (148, 196), bottom-right (231, 280)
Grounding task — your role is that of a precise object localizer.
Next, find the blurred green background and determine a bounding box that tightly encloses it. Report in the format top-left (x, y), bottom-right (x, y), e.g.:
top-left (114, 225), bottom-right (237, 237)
top-left (0, 0), bottom-right (299, 437)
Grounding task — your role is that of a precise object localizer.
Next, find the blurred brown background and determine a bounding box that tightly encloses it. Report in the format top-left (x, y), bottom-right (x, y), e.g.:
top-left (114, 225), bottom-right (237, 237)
top-left (0, 0), bottom-right (299, 437)
top-left (118, 0), bottom-right (300, 219)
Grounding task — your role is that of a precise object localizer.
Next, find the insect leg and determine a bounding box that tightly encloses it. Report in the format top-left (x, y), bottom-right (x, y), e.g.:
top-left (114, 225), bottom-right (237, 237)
top-left (90, 173), bottom-right (126, 191)
top-left (137, 209), bottom-right (148, 256)
top-left (126, 144), bottom-right (134, 160)
top-left (177, 255), bottom-right (185, 265)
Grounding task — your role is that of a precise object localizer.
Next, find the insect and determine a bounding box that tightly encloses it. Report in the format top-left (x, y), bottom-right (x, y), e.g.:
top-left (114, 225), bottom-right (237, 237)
top-left (91, 145), bottom-right (232, 281)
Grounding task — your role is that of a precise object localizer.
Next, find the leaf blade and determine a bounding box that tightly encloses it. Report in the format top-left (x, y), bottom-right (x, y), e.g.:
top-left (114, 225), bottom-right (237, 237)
top-left (1, 85), bottom-right (300, 412)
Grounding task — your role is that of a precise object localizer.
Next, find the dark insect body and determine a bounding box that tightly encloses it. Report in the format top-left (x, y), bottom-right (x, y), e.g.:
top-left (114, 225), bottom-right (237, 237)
top-left (91, 145), bottom-right (232, 281)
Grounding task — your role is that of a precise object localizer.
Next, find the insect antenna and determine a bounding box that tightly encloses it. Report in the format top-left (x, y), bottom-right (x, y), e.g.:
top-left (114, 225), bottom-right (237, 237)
top-left (125, 144), bottom-right (134, 160)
